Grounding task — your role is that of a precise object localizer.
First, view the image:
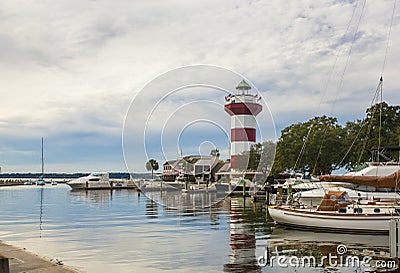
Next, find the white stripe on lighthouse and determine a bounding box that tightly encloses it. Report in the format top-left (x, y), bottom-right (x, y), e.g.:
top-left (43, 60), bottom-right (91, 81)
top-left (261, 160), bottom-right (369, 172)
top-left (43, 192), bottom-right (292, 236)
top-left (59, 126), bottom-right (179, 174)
top-left (231, 142), bottom-right (251, 156)
top-left (230, 115), bottom-right (256, 129)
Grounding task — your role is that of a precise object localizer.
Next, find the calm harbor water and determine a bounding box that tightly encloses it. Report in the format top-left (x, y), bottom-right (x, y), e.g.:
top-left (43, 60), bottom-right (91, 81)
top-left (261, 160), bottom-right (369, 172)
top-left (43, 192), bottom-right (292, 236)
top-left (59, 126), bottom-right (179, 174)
top-left (0, 185), bottom-right (391, 272)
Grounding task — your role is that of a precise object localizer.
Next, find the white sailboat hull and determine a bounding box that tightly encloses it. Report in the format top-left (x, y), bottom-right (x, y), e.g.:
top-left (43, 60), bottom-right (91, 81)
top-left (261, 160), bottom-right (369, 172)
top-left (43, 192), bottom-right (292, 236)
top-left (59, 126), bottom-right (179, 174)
top-left (269, 206), bottom-right (398, 234)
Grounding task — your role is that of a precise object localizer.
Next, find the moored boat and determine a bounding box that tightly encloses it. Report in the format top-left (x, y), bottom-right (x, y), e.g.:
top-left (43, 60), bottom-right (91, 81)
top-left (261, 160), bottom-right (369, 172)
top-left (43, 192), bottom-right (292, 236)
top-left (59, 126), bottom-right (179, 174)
top-left (293, 186), bottom-right (400, 206)
top-left (215, 178), bottom-right (261, 194)
top-left (269, 190), bottom-right (400, 234)
top-left (36, 176), bottom-right (45, 186)
top-left (135, 179), bottom-right (181, 192)
top-left (67, 172), bottom-right (111, 190)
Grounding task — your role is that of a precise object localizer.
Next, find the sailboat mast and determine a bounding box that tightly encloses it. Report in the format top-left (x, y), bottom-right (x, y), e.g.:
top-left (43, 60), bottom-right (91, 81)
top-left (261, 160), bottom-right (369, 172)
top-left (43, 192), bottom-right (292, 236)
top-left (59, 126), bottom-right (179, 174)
top-left (41, 137), bottom-right (44, 175)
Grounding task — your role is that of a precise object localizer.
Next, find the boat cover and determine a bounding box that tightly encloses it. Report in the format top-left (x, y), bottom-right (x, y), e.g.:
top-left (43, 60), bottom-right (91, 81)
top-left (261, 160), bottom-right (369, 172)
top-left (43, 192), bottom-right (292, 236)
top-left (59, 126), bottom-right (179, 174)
top-left (320, 170), bottom-right (400, 188)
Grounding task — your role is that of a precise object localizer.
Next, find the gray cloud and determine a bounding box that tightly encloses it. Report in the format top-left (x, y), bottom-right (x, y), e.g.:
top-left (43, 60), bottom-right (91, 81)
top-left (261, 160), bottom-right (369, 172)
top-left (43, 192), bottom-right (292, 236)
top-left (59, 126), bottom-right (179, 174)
top-left (0, 0), bottom-right (399, 172)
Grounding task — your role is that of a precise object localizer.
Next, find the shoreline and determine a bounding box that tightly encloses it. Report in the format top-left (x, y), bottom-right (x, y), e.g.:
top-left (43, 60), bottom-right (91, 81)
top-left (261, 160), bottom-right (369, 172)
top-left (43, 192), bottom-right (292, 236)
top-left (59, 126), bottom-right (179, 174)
top-left (0, 240), bottom-right (83, 273)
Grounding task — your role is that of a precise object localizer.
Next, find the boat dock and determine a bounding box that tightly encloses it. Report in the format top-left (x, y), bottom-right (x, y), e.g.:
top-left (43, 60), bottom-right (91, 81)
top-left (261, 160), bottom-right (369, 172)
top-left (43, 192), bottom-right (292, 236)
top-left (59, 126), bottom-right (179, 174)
top-left (0, 241), bottom-right (82, 273)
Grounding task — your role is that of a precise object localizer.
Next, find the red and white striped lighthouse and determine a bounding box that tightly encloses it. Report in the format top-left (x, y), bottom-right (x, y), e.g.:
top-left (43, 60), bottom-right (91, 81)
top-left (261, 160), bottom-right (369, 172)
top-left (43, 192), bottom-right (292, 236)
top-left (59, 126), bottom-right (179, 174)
top-left (224, 80), bottom-right (262, 171)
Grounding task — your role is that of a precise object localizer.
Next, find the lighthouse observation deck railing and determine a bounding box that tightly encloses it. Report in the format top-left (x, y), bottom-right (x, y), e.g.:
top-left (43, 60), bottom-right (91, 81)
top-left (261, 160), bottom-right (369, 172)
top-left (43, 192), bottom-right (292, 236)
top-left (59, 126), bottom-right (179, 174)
top-left (226, 93), bottom-right (260, 104)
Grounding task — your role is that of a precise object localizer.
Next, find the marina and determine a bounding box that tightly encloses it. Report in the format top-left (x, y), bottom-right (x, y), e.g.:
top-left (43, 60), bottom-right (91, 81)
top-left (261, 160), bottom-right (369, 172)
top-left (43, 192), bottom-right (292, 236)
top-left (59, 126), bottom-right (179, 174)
top-left (1, 1), bottom-right (399, 272)
top-left (0, 184), bottom-right (397, 272)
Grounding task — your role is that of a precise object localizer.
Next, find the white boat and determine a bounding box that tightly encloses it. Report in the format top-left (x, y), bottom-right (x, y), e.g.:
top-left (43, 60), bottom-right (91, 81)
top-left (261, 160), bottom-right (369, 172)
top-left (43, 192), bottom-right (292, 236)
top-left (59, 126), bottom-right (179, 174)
top-left (215, 178), bottom-right (261, 193)
top-left (165, 180), bottom-right (186, 189)
top-left (135, 179), bottom-right (181, 192)
top-left (67, 172), bottom-right (111, 190)
top-left (36, 176), bottom-right (45, 186)
top-left (293, 187), bottom-right (400, 206)
top-left (280, 162), bottom-right (400, 192)
top-left (269, 190), bottom-right (400, 234)
top-left (181, 184), bottom-right (216, 193)
top-left (345, 162), bottom-right (400, 177)
top-left (283, 162), bottom-right (400, 205)
top-left (51, 180), bottom-right (57, 186)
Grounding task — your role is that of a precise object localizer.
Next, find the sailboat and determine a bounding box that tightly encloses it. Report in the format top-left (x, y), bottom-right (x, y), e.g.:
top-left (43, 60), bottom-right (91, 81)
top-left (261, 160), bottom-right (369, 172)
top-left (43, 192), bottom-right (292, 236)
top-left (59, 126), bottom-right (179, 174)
top-left (269, 76), bottom-right (400, 234)
top-left (36, 137), bottom-right (45, 186)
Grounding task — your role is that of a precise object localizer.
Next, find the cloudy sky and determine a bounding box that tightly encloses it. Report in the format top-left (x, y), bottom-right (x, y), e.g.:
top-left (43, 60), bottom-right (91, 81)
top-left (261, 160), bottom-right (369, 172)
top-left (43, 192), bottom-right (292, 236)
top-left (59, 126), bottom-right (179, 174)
top-left (1, 0), bottom-right (399, 173)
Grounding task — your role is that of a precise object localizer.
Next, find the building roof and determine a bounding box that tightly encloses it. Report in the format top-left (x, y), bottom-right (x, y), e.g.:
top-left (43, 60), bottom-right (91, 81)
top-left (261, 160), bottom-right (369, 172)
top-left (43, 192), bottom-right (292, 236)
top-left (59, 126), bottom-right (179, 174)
top-left (164, 159), bottom-right (178, 165)
top-left (215, 161), bottom-right (231, 173)
top-left (236, 80), bottom-right (251, 91)
top-left (194, 156), bottom-right (214, 166)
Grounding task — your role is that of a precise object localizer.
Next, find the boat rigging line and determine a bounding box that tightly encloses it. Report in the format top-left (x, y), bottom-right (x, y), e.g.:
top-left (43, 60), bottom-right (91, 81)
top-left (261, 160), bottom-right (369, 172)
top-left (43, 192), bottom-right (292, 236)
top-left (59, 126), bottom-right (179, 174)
top-left (381, 0), bottom-right (397, 78)
top-left (292, 0), bottom-right (362, 176)
top-left (313, 0), bottom-right (397, 175)
top-left (310, 0), bottom-right (367, 175)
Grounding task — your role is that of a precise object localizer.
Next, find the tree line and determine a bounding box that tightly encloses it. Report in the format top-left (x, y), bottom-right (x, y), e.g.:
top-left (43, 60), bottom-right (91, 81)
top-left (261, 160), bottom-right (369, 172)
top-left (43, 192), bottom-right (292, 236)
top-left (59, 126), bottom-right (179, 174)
top-left (146, 102), bottom-right (399, 178)
top-left (247, 102), bottom-right (399, 176)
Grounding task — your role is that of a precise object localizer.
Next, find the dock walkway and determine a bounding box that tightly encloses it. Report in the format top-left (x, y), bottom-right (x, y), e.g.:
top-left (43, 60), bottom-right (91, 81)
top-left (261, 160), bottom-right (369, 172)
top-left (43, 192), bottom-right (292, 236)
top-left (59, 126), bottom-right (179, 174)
top-left (0, 241), bottom-right (82, 273)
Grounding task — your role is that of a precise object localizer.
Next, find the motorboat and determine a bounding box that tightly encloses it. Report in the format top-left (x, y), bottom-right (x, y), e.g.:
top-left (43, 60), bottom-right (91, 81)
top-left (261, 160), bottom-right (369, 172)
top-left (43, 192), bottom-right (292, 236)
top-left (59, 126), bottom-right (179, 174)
top-left (67, 172), bottom-right (111, 190)
top-left (269, 189), bottom-right (400, 234)
top-left (36, 176), bottom-right (45, 186)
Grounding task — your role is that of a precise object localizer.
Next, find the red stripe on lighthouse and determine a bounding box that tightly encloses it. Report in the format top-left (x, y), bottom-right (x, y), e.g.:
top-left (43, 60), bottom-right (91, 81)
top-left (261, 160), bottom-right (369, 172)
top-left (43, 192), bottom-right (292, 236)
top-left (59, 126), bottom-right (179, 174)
top-left (224, 103), bottom-right (262, 116)
top-left (231, 128), bottom-right (256, 142)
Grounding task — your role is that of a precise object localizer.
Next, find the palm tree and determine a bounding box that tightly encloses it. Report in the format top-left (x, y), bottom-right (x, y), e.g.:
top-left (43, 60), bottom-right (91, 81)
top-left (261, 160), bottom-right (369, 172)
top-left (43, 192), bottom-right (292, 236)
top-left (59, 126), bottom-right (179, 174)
top-left (210, 148), bottom-right (220, 157)
top-left (146, 159), bottom-right (159, 179)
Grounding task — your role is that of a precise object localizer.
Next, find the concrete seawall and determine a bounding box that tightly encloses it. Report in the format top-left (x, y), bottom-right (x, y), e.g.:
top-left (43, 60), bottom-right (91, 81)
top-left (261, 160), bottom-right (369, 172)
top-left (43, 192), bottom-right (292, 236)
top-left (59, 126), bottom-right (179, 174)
top-left (0, 241), bottom-right (83, 273)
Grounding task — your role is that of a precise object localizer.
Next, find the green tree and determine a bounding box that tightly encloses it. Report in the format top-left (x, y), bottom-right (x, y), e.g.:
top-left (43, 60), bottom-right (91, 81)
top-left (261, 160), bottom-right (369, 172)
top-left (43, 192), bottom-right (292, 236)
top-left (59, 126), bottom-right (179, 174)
top-left (234, 141), bottom-right (276, 172)
top-left (259, 141), bottom-right (277, 174)
top-left (271, 116), bottom-right (344, 175)
top-left (146, 159), bottom-right (159, 179)
top-left (270, 102), bottom-right (400, 176)
top-left (341, 102), bottom-right (400, 169)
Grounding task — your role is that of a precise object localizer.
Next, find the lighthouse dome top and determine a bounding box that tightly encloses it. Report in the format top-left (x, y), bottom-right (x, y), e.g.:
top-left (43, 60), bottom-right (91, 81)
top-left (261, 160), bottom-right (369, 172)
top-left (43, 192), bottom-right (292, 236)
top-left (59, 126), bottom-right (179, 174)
top-left (236, 80), bottom-right (251, 91)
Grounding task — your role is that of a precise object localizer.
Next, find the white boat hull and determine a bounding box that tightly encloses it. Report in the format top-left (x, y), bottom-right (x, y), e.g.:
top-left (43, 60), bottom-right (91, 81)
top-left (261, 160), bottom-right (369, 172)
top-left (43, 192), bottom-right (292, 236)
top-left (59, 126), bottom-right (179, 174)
top-left (269, 206), bottom-right (398, 234)
top-left (135, 180), bottom-right (181, 192)
top-left (68, 181), bottom-right (111, 190)
top-left (66, 172), bottom-right (123, 190)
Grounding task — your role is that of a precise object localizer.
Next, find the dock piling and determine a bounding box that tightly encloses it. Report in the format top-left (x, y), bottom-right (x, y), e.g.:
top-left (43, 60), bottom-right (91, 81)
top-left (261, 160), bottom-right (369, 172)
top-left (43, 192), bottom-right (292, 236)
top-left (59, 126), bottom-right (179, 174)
top-left (266, 191), bottom-right (270, 219)
top-left (390, 219), bottom-right (400, 258)
top-left (0, 255), bottom-right (9, 273)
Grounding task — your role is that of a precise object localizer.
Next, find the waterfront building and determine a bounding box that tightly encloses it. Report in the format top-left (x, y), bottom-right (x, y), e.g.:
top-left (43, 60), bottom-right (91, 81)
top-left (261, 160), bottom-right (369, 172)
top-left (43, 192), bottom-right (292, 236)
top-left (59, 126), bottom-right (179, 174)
top-left (162, 155), bottom-right (224, 182)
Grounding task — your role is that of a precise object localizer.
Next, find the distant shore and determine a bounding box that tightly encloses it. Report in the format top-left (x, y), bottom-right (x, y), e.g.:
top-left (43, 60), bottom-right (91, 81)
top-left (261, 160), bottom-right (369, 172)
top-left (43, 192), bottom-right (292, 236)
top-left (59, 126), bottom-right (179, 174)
top-left (0, 172), bottom-right (154, 180)
top-left (0, 179), bottom-right (70, 187)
